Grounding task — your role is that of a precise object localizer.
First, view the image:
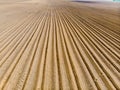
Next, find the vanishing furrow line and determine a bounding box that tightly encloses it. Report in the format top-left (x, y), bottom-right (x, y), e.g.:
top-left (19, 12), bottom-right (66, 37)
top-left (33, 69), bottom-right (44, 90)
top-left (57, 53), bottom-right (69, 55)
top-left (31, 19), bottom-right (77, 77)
top-left (82, 19), bottom-right (120, 50)
top-left (20, 11), bottom-right (48, 90)
top-left (0, 14), bottom-right (34, 42)
top-left (35, 9), bottom-right (52, 90)
top-left (3, 12), bottom-right (45, 90)
top-left (87, 17), bottom-right (120, 40)
top-left (0, 11), bottom-right (46, 89)
top-left (59, 10), bottom-right (103, 90)
top-left (16, 10), bottom-right (48, 90)
top-left (60, 8), bottom-right (118, 89)
top-left (0, 5), bottom-right (45, 41)
top-left (40, 10), bottom-right (52, 89)
top-left (89, 17), bottom-right (120, 34)
top-left (40, 8), bottom-right (54, 89)
top-left (55, 9), bottom-right (72, 90)
top-left (53, 9), bottom-right (61, 90)
top-left (88, 17), bottom-right (120, 38)
top-left (63, 11), bottom-right (120, 69)
top-left (66, 12), bottom-right (120, 68)
top-left (61, 9), bottom-right (107, 89)
top-left (72, 14), bottom-right (120, 70)
top-left (65, 7), bottom-right (120, 41)
top-left (0, 15), bottom-right (39, 60)
top-left (0, 12), bottom-right (32, 35)
top-left (0, 12), bottom-right (45, 67)
top-left (58, 9), bottom-right (81, 90)
top-left (66, 7), bottom-right (120, 48)
top-left (0, 14), bottom-right (35, 51)
top-left (67, 17), bottom-right (120, 89)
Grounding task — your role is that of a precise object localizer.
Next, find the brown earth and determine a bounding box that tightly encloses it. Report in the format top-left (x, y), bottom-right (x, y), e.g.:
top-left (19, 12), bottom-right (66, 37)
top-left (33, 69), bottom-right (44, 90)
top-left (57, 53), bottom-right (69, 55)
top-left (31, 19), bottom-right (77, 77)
top-left (0, 0), bottom-right (120, 90)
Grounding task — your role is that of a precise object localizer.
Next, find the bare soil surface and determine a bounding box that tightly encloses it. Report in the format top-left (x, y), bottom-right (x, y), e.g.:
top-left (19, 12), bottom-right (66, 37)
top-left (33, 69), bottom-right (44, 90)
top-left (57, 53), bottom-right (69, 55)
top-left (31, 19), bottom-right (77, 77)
top-left (0, 0), bottom-right (120, 90)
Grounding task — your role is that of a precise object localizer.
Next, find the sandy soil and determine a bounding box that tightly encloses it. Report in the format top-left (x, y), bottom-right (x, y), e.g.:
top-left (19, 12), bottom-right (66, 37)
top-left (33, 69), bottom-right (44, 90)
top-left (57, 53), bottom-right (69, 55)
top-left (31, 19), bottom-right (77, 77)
top-left (0, 0), bottom-right (120, 90)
